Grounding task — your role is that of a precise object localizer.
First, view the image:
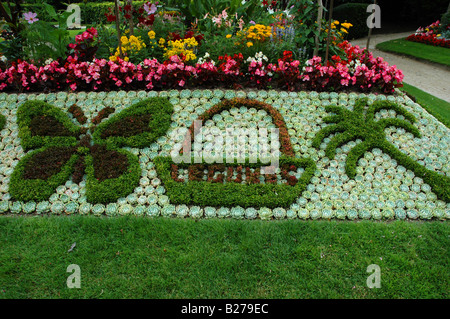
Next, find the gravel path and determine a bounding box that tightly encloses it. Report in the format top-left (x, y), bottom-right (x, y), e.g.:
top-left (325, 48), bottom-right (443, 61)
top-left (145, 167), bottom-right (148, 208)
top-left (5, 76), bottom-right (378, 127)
top-left (351, 32), bottom-right (450, 103)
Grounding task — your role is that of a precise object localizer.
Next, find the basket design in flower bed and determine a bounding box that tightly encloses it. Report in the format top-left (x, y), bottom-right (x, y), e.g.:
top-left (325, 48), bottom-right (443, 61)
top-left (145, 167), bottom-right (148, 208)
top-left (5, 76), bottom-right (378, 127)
top-left (9, 97), bottom-right (173, 204)
top-left (0, 89), bottom-right (448, 219)
top-left (313, 98), bottom-right (450, 203)
top-left (154, 98), bottom-right (316, 208)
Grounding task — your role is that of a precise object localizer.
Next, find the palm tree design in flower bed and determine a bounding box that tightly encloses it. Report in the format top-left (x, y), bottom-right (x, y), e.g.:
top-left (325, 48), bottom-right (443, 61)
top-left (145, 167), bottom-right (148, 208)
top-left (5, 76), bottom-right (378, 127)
top-left (10, 97), bottom-right (173, 204)
top-left (312, 98), bottom-right (449, 202)
top-left (154, 98), bottom-right (316, 208)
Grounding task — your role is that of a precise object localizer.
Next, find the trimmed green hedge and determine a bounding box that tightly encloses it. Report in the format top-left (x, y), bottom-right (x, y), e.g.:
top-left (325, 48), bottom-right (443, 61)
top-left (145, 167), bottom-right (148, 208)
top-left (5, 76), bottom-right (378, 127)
top-left (155, 156), bottom-right (317, 208)
top-left (85, 148), bottom-right (141, 204)
top-left (92, 97), bottom-right (173, 148)
top-left (9, 147), bottom-right (79, 202)
top-left (17, 100), bottom-right (81, 151)
top-left (333, 3), bottom-right (370, 40)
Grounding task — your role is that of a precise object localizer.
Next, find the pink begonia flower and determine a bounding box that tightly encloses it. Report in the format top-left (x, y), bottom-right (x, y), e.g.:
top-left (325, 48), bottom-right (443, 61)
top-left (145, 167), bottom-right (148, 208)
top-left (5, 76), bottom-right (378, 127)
top-left (87, 27), bottom-right (98, 37)
top-left (24, 12), bottom-right (39, 24)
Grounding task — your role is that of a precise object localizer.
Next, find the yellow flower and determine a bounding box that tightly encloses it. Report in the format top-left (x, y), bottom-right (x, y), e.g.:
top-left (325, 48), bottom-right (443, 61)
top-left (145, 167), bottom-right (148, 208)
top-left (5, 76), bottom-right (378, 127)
top-left (246, 41), bottom-right (253, 47)
top-left (226, 34), bottom-right (232, 38)
top-left (340, 28), bottom-right (348, 34)
top-left (163, 37), bottom-right (199, 61)
top-left (244, 24), bottom-right (273, 42)
top-left (148, 30), bottom-right (156, 39)
top-left (121, 36), bottom-right (129, 45)
top-left (341, 22), bottom-right (353, 29)
top-left (124, 56), bottom-right (129, 62)
top-left (109, 55), bottom-right (117, 62)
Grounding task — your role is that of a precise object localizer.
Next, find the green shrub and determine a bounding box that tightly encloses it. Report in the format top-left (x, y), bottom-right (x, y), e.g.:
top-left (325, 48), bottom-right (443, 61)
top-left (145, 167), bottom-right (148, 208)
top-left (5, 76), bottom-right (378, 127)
top-left (76, 1), bottom-right (146, 25)
top-left (440, 11), bottom-right (450, 32)
top-left (333, 3), bottom-right (370, 40)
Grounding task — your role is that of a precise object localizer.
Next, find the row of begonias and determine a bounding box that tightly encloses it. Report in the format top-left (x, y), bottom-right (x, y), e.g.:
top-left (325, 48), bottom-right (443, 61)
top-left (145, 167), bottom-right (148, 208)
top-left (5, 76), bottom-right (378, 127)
top-left (0, 42), bottom-right (403, 93)
top-left (406, 20), bottom-right (450, 48)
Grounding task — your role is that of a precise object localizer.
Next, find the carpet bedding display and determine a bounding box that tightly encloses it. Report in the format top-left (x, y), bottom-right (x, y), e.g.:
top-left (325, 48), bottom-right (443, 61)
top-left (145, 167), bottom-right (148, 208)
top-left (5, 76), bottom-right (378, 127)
top-left (0, 88), bottom-right (448, 220)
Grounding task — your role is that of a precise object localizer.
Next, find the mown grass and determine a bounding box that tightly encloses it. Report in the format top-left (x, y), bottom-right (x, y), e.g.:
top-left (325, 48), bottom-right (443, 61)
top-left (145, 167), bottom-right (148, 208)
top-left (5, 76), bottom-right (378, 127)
top-left (0, 215), bottom-right (448, 299)
top-left (376, 38), bottom-right (450, 67)
top-left (401, 83), bottom-right (450, 128)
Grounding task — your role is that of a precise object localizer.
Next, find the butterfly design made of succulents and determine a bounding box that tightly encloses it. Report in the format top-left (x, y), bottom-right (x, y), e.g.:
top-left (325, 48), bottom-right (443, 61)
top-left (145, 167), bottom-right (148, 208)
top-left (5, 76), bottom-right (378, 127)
top-left (10, 97), bottom-right (173, 204)
top-left (312, 98), bottom-right (449, 202)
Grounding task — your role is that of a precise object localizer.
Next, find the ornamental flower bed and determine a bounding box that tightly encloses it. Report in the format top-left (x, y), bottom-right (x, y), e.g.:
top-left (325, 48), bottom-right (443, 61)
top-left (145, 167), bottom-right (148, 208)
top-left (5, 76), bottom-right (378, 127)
top-left (0, 0), bottom-right (403, 95)
top-left (0, 41), bottom-right (404, 94)
top-left (0, 89), bottom-right (448, 220)
top-left (406, 20), bottom-right (450, 48)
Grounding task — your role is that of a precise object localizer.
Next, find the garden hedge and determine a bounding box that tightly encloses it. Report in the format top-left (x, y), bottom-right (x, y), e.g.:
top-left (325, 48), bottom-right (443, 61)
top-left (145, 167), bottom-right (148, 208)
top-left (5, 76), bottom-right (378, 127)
top-left (333, 3), bottom-right (370, 40)
top-left (76, 1), bottom-right (146, 25)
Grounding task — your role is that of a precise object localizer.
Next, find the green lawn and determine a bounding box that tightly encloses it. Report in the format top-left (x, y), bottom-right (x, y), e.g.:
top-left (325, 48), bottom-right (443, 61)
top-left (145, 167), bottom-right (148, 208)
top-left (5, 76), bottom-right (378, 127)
top-left (0, 215), bottom-right (448, 299)
top-left (376, 38), bottom-right (450, 67)
top-left (401, 83), bottom-right (450, 128)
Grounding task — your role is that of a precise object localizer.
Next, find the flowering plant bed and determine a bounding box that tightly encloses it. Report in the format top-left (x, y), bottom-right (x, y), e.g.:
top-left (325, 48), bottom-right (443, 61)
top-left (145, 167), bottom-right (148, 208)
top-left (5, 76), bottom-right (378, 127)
top-left (0, 41), bottom-right (403, 94)
top-left (0, 89), bottom-right (448, 220)
top-left (406, 20), bottom-right (450, 48)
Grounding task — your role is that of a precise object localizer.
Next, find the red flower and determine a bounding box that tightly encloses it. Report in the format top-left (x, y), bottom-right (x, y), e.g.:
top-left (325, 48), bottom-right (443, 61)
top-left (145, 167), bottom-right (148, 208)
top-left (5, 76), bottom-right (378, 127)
top-left (105, 13), bottom-right (116, 22)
